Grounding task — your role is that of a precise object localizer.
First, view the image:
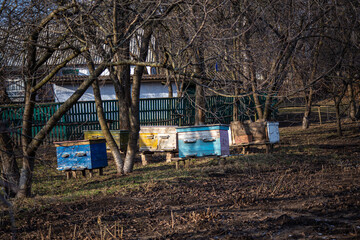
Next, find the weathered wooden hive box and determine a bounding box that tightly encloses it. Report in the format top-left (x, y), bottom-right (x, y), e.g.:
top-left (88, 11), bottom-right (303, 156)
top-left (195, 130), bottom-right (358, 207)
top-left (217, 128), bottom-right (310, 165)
top-left (230, 121), bottom-right (280, 145)
top-left (83, 130), bottom-right (129, 152)
top-left (54, 139), bottom-right (108, 171)
top-left (176, 124), bottom-right (230, 158)
top-left (139, 126), bottom-right (177, 152)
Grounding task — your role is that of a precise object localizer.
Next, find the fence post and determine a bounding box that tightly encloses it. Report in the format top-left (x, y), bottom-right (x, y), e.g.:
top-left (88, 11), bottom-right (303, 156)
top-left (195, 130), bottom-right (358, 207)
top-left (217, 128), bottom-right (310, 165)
top-left (318, 106), bottom-right (322, 125)
top-left (327, 106), bottom-right (329, 122)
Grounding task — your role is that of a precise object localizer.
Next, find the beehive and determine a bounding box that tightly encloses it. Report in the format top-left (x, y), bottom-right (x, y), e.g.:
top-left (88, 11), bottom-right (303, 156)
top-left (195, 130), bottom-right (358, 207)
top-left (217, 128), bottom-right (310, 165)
top-left (83, 130), bottom-right (129, 152)
top-left (176, 124), bottom-right (230, 158)
top-left (230, 121), bottom-right (280, 145)
top-left (55, 139), bottom-right (108, 171)
top-left (139, 126), bottom-right (177, 152)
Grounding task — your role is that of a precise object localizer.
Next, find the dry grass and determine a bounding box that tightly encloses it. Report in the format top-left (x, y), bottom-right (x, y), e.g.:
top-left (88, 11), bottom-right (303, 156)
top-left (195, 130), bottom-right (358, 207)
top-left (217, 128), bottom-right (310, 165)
top-left (1, 121), bottom-right (360, 239)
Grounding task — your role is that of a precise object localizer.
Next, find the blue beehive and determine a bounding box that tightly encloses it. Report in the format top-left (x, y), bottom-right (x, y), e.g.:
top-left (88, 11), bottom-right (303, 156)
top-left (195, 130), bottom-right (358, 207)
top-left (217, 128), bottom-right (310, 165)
top-left (54, 139), bottom-right (108, 171)
top-left (176, 124), bottom-right (230, 158)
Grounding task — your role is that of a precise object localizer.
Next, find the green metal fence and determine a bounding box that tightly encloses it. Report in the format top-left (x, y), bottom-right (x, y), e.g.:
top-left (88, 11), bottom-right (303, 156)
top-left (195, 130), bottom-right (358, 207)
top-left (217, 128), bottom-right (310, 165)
top-left (0, 96), bottom-right (263, 144)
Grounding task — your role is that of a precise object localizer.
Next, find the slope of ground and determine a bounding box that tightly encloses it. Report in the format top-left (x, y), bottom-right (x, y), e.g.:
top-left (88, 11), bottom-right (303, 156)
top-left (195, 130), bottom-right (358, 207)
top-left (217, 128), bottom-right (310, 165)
top-left (1, 121), bottom-right (360, 239)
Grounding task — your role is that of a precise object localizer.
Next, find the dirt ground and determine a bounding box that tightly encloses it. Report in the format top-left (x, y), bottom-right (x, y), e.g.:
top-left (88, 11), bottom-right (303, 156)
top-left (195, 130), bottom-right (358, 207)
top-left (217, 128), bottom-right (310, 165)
top-left (1, 122), bottom-right (360, 239)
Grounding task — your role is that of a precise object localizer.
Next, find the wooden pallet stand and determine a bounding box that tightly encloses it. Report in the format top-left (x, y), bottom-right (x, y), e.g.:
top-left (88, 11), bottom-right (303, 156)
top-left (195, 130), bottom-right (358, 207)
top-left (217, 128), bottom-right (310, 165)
top-left (235, 142), bottom-right (276, 154)
top-left (171, 155), bottom-right (228, 170)
top-left (140, 151), bottom-right (177, 166)
top-left (64, 167), bottom-right (104, 180)
top-left (140, 151), bottom-right (154, 166)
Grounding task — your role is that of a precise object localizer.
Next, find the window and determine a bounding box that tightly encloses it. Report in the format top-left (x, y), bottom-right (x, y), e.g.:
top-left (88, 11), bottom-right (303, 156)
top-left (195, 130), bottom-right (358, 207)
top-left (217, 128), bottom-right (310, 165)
top-left (6, 79), bottom-right (25, 102)
top-left (62, 68), bottom-right (80, 75)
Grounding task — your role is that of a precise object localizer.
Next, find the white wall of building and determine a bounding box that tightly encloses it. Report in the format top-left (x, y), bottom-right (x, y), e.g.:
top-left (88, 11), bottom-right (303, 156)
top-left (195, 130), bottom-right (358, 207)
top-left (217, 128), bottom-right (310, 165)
top-left (139, 82), bottom-right (177, 99)
top-left (59, 66), bottom-right (150, 77)
top-left (53, 82), bottom-right (178, 102)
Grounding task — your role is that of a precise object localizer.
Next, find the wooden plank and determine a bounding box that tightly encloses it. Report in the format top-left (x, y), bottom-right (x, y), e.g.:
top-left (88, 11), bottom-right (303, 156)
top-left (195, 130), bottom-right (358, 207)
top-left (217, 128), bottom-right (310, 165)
top-left (66, 171), bottom-right (71, 180)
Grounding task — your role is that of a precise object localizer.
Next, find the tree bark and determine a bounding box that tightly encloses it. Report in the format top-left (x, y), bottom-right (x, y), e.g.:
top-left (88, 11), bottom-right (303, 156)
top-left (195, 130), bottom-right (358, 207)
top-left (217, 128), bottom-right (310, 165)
top-left (194, 82), bottom-right (205, 125)
top-left (335, 101), bottom-right (342, 136)
top-left (302, 88), bottom-right (313, 129)
top-left (18, 65), bottom-right (37, 198)
top-left (166, 69), bottom-right (173, 98)
top-left (0, 121), bottom-right (19, 197)
top-left (14, 3), bottom-right (80, 198)
top-left (233, 88), bottom-right (239, 121)
top-left (87, 53), bottom-right (125, 175)
top-left (124, 25), bottom-right (153, 174)
top-left (356, 105), bottom-right (360, 120)
top-left (348, 81), bottom-right (357, 121)
top-left (0, 78), bottom-right (12, 104)
top-left (193, 47), bottom-right (206, 125)
top-left (111, 1), bottom-right (131, 131)
top-left (302, 38), bottom-right (322, 129)
top-left (117, 64), bottom-right (131, 130)
top-left (332, 80), bottom-right (348, 137)
top-left (92, 78), bottom-right (124, 174)
top-left (16, 63), bottom-right (108, 198)
top-left (112, 46), bottom-right (131, 131)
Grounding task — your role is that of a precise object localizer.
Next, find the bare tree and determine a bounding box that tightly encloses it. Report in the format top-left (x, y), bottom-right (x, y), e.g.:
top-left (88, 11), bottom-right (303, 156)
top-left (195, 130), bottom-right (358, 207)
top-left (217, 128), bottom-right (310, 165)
top-left (0, 1), bottom-right (106, 197)
top-left (291, 37), bottom-right (323, 129)
top-left (72, 0), bottom-right (178, 174)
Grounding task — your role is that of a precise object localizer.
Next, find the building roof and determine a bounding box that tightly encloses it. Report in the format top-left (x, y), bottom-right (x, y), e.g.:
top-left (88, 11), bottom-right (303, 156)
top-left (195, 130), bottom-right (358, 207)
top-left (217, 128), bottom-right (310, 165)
top-left (51, 74), bottom-right (169, 85)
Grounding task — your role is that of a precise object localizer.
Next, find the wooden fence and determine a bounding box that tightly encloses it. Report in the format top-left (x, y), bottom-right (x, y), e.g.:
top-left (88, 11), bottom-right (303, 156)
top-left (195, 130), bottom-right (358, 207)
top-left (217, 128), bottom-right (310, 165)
top-left (277, 105), bottom-right (343, 125)
top-left (0, 96), bottom-right (263, 144)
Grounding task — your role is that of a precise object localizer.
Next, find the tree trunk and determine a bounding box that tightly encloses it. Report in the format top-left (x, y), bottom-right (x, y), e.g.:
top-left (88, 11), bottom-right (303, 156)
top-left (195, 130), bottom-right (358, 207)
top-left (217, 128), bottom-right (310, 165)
top-left (0, 121), bottom-right (19, 197)
top-left (92, 78), bottom-right (124, 175)
top-left (193, 47), bottom-right (206, 125)
top-left (302, 108), bottom-right (311, 130)
top-left (302, 38), bottom-right (322, 129)
top-left (240, 21), bottom-right (264, 121)
top-left (116, 64), bottom-right (131, 131)
top-left (335, 101), bottom-right (342, 136)
top-left (111, 2), bottom-right (131, 131)
top-left (83, 47), bottom-right (125, 175)
top-left (247, 53), bottom-right (264, 120)
top-left (263, 94), bottom-right (274, 121)
top-left (194, 82), bottom-right (205, 125)
top-left (112, 45), bottom-right (131, 131)
top-left (17, 75), bottom-right (37, 198)
top-left (16, 152), bottom-right (35, 198)
top-left (302, 88), bottom-right (313, 129)
top-left (123, 69), bottom-right (141, 173)
top-left (166, 69), bottom-right (173, 98)
top-left (233, 86), bottom-right (239, 121)
top-left (356, 105), bottom-right (360, 120)
top-left (348, 82), bottom-right (357, 121)
top-left (15, 63), bottom-right (108, 198)
top-left (302, 96), bottom-right (312, 129)
top-left (0, 78), bottom-right (12, 104)
top-left (174, 73), bottom-right (184, 98)
top-left (124, 25), bottom-right (153, 174)
top-left (332, 78), bottom-right (348, 137)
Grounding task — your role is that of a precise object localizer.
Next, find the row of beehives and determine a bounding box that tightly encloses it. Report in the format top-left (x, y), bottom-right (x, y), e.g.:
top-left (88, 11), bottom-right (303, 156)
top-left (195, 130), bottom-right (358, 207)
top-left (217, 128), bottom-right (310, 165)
top-left (55, 121), bottom-right (280, 171)
top-left (81, 121), bottom-right (280, 158)
top-left (135, 121), bottom-right (280, 158)
top-left (83, 124), bottom-right (230, 158)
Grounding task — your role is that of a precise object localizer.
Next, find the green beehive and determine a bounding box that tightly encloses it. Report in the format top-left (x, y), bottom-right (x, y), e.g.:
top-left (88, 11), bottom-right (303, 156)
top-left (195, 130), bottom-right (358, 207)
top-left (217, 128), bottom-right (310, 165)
top-left (84, 130), bottom-right (129, 152)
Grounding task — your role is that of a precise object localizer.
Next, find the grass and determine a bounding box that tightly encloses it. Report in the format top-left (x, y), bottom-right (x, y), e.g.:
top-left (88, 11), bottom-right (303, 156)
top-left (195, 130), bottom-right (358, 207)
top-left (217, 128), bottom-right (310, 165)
top-left (1, 122), bottom-right (359, 240)
top-left (6, 121), bottom-right (360, 212)
top-left (29, 155), bottom-right (205, 206)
